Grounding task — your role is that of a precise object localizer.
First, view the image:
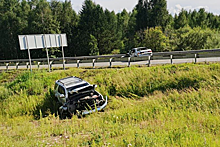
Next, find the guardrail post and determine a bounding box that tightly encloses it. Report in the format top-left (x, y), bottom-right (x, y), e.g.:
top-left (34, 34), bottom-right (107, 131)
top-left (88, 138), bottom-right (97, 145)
top-left (170, 55), bottom-right (173, 64)
top-left (109, 58), bottom-right (113, 68)
top-left (6, 63), bottom-right (9, 72)
top-left (26, 62), bottom-right (29, 69)
top-left (148, 56), bottom-right (151, 67)
top-left (38, 62), bottom-right (41, 70)
top-left (195, 54), bottom-right (197, 64)
top-left (49, 61), bottom-right (53, 71)
top-left (128, 57), bottom-right (131, 67)
top-left (63, 60), bottom-right (66, 70)
top-left (77, 60), bottom-right (80, 68)
top-left (92, 59), bottom-right (96, 68)
top-left (16, 62), bottom-right (19, 70)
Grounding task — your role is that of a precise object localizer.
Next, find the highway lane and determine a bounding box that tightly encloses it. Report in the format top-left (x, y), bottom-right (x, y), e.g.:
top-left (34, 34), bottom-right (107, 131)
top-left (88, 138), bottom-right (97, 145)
top-left (1, 57), bottom-right (220, 70)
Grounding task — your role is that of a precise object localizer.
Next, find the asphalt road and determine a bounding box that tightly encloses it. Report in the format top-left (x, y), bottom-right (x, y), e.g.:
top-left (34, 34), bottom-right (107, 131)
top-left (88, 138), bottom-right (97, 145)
top-left (1, 57), bottom-right (220, 70)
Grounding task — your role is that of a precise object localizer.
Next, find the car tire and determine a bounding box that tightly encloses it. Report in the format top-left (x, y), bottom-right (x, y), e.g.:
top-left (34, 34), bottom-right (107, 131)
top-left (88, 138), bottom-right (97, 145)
top-left (59, 108), bottom-right (72, 120)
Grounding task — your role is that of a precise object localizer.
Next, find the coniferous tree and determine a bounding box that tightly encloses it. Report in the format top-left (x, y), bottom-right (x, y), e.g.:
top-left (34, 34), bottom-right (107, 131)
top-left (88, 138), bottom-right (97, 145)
top-left (197, 8), bottom-right (207, 29)
top-left (52, 1), bottom-right (78, 57)
top-left (17, 0), bottom-right (31, 58)
top-left (77, 0), bottom-right (119, 55)
top-left (207, 13), bottom-right (215, 29)
top-left (50, 0), bottom-right (62, 19)
top-left (188, 10), bottom-right (198, 28)
top-left (116, 9), bottom-right (129, 53)
top-left (174, 9), bottom-right (188, 29)
top-left (0, 0), bottom-right (25, 59)
top-left (99, 10), bottom-right (118, 54)
top-left (212, 17), bottom-right (220, 29)
top-left (136, 0), bottom-right (147, 30)
top-left (76, 0), bottom-right (93, 55)
top-left (117, 9), bottom-right (129, 38)
top-left (28, 0), bottom-right (60, 34)
top-left (124, 9), bottom-right (137, 51)
top-left (149, 0), bottom-right (169, 28)
top-left (76, 0), bottom-right (103, 55)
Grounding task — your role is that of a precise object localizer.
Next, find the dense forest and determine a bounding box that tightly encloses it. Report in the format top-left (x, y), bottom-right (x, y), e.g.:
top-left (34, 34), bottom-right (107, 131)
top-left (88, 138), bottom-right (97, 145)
top-left (1, 0), bottom-right (220, 60)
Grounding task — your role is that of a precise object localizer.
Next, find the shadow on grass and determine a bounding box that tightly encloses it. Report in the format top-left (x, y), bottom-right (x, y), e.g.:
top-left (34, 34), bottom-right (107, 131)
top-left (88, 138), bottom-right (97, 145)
top-left (83, 66), bottom-right (127, 70)
top-left (114, 77), bottom-right (202, 98)
top-left (33, 88), bottom-right (60, 119)
top-left (152, 77), bottom-right (201, 92)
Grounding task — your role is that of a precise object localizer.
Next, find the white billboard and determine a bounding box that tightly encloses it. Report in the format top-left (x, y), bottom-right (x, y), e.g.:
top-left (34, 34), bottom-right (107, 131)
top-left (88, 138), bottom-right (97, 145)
top-left (18, 34), bottom-right (67, 50)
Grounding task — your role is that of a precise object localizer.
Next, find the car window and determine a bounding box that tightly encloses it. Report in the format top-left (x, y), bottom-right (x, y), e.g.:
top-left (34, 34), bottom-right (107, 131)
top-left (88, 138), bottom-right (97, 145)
top-left (137, 48), bottom-right (146, 51)
top-left (58, 86), bottom-right (65, 94)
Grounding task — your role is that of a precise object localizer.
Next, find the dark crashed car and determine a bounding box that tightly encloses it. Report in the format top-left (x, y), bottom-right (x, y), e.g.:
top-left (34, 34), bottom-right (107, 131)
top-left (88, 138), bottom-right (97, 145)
top-left (54, 76), bottom-right (107, 119)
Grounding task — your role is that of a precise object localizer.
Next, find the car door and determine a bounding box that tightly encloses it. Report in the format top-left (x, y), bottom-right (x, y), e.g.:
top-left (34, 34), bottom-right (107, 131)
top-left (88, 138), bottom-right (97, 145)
top-left (131, 49), bottom-right (136, 57)
top-left (56, 85), bottom-right (67, 104)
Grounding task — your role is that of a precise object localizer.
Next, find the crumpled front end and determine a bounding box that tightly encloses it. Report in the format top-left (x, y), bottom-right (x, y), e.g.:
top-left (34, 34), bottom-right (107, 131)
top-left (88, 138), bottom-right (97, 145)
top-left (81, 96), bottom-right (108, 115)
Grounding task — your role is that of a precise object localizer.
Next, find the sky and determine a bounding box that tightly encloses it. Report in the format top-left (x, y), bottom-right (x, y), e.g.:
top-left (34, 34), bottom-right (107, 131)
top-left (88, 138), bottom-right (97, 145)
top-left (69, 0), bottom-right (220, 15)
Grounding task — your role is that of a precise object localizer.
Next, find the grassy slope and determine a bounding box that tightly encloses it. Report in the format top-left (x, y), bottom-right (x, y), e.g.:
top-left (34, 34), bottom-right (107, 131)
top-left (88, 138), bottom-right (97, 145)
top-left (0, 63), bottom-right (219, 146)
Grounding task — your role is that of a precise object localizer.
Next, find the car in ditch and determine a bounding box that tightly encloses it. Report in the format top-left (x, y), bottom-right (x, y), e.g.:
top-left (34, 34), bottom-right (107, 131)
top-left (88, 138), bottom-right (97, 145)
top-left (125, 47), bottom-right (153, 57)
top-left (54, 76), bottom-right (107, 119)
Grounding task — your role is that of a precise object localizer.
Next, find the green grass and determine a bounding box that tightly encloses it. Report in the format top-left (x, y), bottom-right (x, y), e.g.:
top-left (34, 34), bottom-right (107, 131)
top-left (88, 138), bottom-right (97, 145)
top-left (0, 63), bottom-right (220, 146)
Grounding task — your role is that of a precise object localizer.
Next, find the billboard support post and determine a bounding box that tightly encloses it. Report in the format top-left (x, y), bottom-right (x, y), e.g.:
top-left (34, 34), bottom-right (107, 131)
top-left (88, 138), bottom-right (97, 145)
top-left (60, 34), bottom-right (65, 70)
top-left (26, 35), bottom-right (32, 72)
top-left (44, 34), bottom-right (50, 72)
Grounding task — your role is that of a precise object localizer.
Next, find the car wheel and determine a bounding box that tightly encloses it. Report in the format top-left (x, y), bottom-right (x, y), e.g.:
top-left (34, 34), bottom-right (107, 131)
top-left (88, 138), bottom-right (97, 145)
top-left (59, 108), bottom-right (72, 120)
top-left (58, 109), bottom-right (65, 119)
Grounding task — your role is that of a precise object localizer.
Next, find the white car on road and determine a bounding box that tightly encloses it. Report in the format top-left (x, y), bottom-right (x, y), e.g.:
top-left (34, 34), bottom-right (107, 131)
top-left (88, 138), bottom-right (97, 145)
top-left (127, 47), bottom-right (153, 57)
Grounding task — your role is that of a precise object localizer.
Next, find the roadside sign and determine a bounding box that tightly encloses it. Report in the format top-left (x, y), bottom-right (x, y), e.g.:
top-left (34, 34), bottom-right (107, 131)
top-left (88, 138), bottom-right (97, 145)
top-left (18, 34), bottom-right (68, 72)
top-left (18, 34), bottom-right (67, 50)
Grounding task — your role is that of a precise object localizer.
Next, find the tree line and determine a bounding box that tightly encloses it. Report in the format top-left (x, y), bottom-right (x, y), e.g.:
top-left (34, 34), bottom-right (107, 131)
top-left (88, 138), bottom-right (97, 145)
top-left (0, 0), bottom-right (220, 60)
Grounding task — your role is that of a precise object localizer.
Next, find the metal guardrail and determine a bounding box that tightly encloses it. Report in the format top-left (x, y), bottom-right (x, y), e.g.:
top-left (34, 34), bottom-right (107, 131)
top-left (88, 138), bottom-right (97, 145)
top-left (1, 49), bottom-right (220, 63)
top-left (1, 49), bottom-right (220, 71)
top-left (153, 49), bottom-right (220, 56)
top-left (0, 54), bottom-right (124, 63)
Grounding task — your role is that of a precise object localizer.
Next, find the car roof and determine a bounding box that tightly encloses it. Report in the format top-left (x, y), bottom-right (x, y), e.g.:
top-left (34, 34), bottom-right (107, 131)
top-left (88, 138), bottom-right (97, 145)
top-left (57, 76), bottom-right (88, 88)
top-left (132, 47), bottom-right (146, 50)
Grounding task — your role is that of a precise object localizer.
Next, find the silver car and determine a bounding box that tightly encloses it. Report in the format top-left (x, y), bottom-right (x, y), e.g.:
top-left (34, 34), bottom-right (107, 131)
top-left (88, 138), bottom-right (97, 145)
top-left (54, 76), bottom-right (107, 119)
top-left (128, 47), bottom-right (153, 57)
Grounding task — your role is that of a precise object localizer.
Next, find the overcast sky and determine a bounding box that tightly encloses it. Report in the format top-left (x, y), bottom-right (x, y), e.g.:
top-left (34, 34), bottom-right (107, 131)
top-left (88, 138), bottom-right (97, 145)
top-left (69, 0), bottom-right (220, 15)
